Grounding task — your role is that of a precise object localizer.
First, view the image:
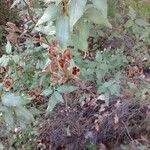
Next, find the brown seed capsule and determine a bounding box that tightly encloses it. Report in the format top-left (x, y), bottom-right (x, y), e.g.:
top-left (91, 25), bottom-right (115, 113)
top-left (3, 78), bottom-right (13, 90)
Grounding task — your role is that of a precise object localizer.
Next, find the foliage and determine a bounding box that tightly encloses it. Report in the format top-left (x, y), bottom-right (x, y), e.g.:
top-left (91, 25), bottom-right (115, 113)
top-left (124, 0), bottom-right (150, 16)
top-left (0, 0), bottom-right (150, 149)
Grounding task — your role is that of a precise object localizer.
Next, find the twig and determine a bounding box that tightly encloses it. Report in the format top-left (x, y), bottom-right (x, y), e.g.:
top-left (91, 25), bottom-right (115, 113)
top-left (22, 0), bottom-right (36, 24)
top-left (121, 120), bottom-right (133, 141)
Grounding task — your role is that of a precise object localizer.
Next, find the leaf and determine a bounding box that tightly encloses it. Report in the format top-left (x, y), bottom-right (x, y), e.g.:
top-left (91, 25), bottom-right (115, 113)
top-left (41, 88), bottom-right (53, 96)
top-left (1, 92), bottom-right (26, 107)
top-left (84, 7), bottom-right (111, 28)
top-left (54, 91), bottom-right (64, 102)
top-left (56, 15), bottom-right (70, 47)
top-left (36, 4), bottom-right (58, 26)
top-left (92, 0), bottom-right (108, 18)
top-left (73, 19), bottom-right (89, 51)
top-left (69, 0), bottom-right (87, 31)
top-left (109, 83), bottom-right (120, 95)
top-left (128, 6), bottom-right (136, 20)
top-left (135, 19), bottom-right (149, 27)
top-left (96, 51), bottom-right (102, 62)
top-left (0, 55), bottom-right (10, 66)
top-left (2, 107), bottom-right (14, 130)
top-left (5, 40), bottom-right (12, 54)
top-left (46, 91), bottom-right (64, 112)
top-left (57, 84), bottom-right (78, 93)
top-left (15, 107), bottom-right (34, 124)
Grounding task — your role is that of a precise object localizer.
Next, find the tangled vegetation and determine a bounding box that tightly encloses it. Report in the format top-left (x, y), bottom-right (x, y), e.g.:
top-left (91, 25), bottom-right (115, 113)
top-left (0, 0), bottom-right (149, 149)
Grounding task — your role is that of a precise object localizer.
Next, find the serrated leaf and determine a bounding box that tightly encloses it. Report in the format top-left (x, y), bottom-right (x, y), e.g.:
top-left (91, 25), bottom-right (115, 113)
top-left (56, 15), bottom-right (70, 47)
top-left (57, 84), bottom-right (78, 93)
top-left (5, 40), bottom-right (12, 54)
top-left (69, 0), bottom-right (87, 31)
top-left (36, 4), bottom-right (58, 26)
top-left (1, 92), bottom-right (26, 107)
top-left (109, 83), bottom-right (120, 95)
top-left (92, 0), bottom-right (107, 18)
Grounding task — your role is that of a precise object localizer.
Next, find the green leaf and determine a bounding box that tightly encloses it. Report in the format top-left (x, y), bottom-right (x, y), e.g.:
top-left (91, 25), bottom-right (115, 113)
top-left (135, 19), bottom-right (149, 27)
top-left (54, 91), bottom-right (64, 102)
top-left (104, 92), bottom-right (109, 106)
top-left (15, 107), bottom-right (34, 124)
top-left (96, 51), bottom-right (102, 62)
top-left (46, 91), bottom-right (64, 112)
top-left (84, 7), bottom-right (111, 28)
top-left (73, 19), bottom-right (89, 51)
top-left (41, 88), bottom-right (53, 96)
top-left (56, 15), bottom-right (70, 47)
top-left (5, 40), bottom-right (12, 54)
top-left (125, 20), bottom-right (134, 28)
top-left (36, 4), bottom-right (58, 26)
top-left (57, 84), bottom-right (78, 93)
top-left (0, 55), bottom-right (10, 66)
top-left (128, 6), bottom-right (136, 20)
top-left (92, 0), bottom-right (107, 18)
top-left (1, 92), bottom-right (26, 107)
top-left (109, 83), bottom-right (120, 95)
top-left (2, 107), bottom-right (14, 129)
top-left (69, 0), bottom-right (87, 31)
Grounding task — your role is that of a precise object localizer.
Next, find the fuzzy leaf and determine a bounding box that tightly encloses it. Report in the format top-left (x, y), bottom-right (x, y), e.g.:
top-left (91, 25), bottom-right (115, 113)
top-left (69, 0), bottom-right (87, 31)
top-left (36, 4), bottom-right (58, 26)
top-left (56, 15), bottom-right (70, 46)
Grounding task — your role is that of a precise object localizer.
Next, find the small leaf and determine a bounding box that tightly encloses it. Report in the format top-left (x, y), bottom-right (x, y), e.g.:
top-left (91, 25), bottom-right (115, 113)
top-left (5, 40), bottom-right (12, 54)
top-left (128, 6), bottom-right (136, 20)
top-left (109, 83), bottom-right (120, 95)
top-left (69, 0), bottom-right (87, 31)
top-left (2, 107), bottom-right (14, 130)
top-left (135, 19), bottom-right (149, 27)
top-left (46, 91), bottom-right (64, 112)
top-left (57, 84), bottom-right (78, 93)
top-left (96, 51), bottom-right (102, 62)
top-left (56, 15), bottom-right (70, 47)
top-left (36, 4), bottom-right (58, 26)
top-left (54, 91), bottom-right (64, 102)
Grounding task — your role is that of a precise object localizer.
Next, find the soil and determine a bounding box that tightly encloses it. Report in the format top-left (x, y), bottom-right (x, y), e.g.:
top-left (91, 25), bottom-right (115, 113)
top-left (36, 99), bottom-right (150, 150)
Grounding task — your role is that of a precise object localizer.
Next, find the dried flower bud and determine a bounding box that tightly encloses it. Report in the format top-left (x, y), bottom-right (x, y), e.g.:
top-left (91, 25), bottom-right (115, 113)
top-left (3, 78), bottom-right (13, 91)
